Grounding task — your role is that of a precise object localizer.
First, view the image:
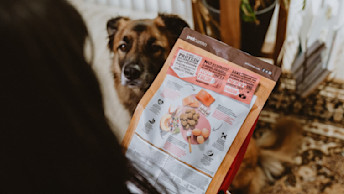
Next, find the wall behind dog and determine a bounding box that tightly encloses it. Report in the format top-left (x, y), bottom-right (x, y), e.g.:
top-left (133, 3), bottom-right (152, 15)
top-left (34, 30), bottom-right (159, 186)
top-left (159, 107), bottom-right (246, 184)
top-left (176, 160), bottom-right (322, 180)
top-left (82, 0), bottom-right (193, 28)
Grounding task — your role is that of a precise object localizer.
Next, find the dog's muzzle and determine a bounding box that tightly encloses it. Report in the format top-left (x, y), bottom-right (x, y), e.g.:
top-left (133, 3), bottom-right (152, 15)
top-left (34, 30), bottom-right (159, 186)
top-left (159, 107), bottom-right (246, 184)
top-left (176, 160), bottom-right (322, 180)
top-left (121, 64), bottom-right (143, 88)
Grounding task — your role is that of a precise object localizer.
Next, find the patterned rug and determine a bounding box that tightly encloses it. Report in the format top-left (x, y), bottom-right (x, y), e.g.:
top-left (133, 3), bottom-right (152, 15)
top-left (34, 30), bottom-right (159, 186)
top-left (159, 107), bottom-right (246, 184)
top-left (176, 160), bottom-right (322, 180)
top-left (253, 73), bottom-right (344, 194)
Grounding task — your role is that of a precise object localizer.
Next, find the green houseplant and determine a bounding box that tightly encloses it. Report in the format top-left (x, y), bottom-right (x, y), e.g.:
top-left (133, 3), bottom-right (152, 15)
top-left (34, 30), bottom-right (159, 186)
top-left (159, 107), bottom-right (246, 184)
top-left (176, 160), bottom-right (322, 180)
top-left (240, 0), bottom-right (277, 56)
top-left (201, 0), bottom-right (278, 56)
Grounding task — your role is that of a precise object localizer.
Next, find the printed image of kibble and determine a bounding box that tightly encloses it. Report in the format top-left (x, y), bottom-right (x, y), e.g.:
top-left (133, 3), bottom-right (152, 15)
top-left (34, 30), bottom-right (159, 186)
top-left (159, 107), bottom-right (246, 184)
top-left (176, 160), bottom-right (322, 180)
top-left (193, 113), bottom-right (199, 120)
top-left (180, 114), bottom-right (187, 121)
top-left (180, 108), bottom-right (200, 129)
top-left (188, 119), bottom-right (196, 126)
top-left (187, 113), bottom-right (193, 119)
top-left (181, 120), bottom-right (187, 126)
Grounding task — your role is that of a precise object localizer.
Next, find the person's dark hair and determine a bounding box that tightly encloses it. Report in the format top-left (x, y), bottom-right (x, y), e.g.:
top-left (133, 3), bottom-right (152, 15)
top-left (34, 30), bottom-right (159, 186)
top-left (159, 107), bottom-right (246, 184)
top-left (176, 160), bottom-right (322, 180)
top-left (0, 0), bottom-right (159, 193)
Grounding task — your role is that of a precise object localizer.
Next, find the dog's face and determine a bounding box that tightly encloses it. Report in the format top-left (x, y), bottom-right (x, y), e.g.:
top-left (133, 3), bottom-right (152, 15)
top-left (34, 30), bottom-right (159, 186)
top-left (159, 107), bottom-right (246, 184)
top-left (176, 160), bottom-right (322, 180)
top-left (107, 14), bottom-right (189, 91)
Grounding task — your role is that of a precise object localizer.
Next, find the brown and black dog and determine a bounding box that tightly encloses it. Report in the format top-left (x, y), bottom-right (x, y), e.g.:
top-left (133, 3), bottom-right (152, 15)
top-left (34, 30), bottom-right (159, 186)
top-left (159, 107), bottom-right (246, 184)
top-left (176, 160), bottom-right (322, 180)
top-left (107, 14), bottom-right (189, 114)
top-left (230, 118), bottom-right (302, 194)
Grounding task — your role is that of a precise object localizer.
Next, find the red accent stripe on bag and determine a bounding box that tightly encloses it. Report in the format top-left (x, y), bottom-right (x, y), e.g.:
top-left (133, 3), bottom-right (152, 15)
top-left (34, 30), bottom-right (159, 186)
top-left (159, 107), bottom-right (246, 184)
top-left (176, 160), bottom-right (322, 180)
top-left (218, 117), bottom-right (259, 193)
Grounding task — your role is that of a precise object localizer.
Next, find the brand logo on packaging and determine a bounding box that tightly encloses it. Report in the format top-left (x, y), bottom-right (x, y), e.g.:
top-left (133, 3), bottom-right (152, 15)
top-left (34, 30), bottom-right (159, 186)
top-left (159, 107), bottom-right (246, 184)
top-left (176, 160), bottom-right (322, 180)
top-left (186, 35), bottom-right (207, 47)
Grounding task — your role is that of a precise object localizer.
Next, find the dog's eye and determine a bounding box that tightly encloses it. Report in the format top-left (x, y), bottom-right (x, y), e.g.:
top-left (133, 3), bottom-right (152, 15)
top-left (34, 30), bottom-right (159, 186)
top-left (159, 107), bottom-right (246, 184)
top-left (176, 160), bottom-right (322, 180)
top-left (118, 43), bottom-right (128, 52)
top-left (151, 45), bottom-right (164, 53)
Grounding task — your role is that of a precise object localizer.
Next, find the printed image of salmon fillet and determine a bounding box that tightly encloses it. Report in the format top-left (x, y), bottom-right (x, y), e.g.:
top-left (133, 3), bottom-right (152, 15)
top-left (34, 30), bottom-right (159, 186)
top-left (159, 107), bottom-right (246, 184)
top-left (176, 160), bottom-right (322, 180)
top-left (196, 89), bottom-right (215, 107)
top-left (183, 96), bottom-right (200, 108)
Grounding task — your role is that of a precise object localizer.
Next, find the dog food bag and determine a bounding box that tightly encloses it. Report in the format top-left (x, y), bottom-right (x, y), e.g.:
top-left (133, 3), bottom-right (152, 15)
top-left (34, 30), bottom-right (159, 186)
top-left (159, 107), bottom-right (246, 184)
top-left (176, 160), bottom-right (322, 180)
top-left (122, 28), bottom-right (281, 193)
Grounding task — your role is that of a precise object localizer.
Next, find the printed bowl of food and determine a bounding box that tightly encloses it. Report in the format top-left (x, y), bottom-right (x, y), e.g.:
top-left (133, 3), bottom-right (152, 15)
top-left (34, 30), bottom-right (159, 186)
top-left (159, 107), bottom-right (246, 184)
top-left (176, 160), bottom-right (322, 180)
top-left (180, 107), bottom-right (211, 145)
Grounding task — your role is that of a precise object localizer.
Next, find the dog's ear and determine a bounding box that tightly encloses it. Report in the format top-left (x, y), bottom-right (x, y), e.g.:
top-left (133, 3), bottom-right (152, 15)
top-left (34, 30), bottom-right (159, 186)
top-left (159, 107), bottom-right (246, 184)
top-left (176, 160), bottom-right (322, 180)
top-left (155, 14), bottom-right (189, 44)
top-left (106, 16), bottom-right (129, 51)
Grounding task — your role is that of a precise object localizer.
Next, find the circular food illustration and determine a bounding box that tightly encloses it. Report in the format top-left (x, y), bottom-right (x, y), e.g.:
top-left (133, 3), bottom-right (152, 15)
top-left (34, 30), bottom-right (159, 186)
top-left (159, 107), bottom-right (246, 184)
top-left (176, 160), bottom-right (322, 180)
top-left (159, 89), bottom-right (214, 148)
top-left (180, 107), bottom-right (211, 145)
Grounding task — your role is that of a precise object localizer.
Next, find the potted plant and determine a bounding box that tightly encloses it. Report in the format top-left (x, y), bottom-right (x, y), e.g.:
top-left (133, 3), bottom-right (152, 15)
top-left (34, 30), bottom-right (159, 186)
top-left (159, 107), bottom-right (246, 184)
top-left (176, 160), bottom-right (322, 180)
top-left (199, 0), bottom-right (279, 56)
top-left (240, 0), bottom-right (277, 56)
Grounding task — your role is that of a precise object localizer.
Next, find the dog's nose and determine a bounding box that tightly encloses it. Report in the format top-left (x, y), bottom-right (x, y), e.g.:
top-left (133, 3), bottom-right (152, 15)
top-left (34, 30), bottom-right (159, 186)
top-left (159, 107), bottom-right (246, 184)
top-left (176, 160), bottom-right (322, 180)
top-left (123, 64), bottom-right (141, 80)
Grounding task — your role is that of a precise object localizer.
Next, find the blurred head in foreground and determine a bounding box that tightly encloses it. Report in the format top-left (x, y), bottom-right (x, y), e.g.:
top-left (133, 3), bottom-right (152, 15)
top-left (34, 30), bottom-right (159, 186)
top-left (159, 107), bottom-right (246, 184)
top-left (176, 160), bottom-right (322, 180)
top-left (0, 0), bottom-right (159, 193)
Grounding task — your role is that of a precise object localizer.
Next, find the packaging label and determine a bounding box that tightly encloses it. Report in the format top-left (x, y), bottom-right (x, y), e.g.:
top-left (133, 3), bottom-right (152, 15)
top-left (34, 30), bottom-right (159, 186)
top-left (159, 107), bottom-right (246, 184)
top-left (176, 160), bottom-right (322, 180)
top-left (168, 49), bottom-right (260, 104)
